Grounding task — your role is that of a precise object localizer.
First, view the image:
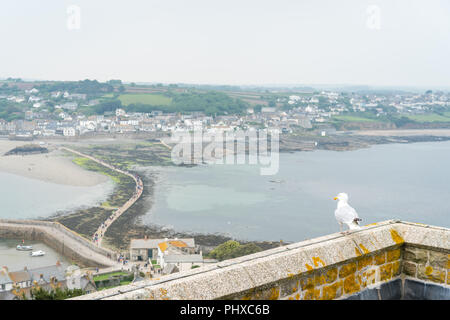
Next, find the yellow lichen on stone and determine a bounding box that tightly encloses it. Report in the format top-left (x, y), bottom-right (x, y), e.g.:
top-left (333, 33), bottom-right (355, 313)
top-left (419, 265), bottom-right (445, 283)
top-left (312, 256), bottom-right (326, 268)
top-left (390, 229), bottom-right (405, 245)
top-left (374, 252), bottom-right (386, 265)
top-left (300, 277), bottom-right (314, 290)
top-left (365, 222), bottom-right (378, 227)
top-left (343, 274), bottom-right (360, 295)
top-left (339, 262), bottom-right (356, 278)
top-left (359, 244), bottom-right (370, 254)
top-left (295, 293), bottom-right (300, 300)
top-left (425, 266), bottom-right (433, 275)
top-left (305, 263), bottom-right (313, 271)
top-left (355, 247), bottom-right (362, 257)
top-left (322, 280), bottom-right (343, 300)
top-left (357, 256), bottom-right (374, 271)
top-left (387, 248), bottom-right (401, 262)
top-left (314, 274), bottom-right (326, 286)
top-left (362, 268), bottom-right (377, 286)
top-left (392, 261), bottom-right (401, 276)
top-left (303, 288), bottom-right (321, 300)
top-left (325, 268), bottom-right (338, 283)
top-left (380, 263), bottom-right (393, 281)
top-left (269, 287), bottom-right (280, 300)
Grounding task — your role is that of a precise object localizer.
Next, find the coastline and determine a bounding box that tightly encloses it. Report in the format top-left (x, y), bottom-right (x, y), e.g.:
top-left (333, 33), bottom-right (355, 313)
top-left (3, 131), bottom-right (450, 255)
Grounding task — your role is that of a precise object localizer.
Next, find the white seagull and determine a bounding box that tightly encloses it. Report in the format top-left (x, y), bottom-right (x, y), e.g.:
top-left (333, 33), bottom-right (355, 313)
top-left (333, 192), bottom-right (362, 233)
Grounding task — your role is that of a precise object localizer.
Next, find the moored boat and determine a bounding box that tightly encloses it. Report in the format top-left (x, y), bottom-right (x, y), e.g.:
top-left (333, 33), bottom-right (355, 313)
top-left (30, 250), bottom-right (45, 257)
top-left (16, 245), bottom-right (33, 251)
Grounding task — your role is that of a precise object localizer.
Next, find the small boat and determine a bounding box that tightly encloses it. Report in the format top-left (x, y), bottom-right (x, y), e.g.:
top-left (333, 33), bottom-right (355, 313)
top-left (30, 250), bottom-right (45, 257)
top-left (16, 245), bottom-right (33, 251)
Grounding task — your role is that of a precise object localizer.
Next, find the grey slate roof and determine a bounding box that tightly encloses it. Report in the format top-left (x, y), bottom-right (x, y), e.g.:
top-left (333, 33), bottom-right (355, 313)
top-left (28, 264), bottom-right (66, 283)
top-left (164, 254), bottom-right (204, 264)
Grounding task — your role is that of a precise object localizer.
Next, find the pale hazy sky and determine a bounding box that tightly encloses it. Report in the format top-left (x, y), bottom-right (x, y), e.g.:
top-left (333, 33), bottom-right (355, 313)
top-left (0, 0), bottom-right (449, 87)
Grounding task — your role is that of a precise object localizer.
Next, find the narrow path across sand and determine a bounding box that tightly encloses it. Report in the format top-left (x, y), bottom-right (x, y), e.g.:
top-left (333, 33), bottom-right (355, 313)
top-left (60, 147), bottom-right (144, 248)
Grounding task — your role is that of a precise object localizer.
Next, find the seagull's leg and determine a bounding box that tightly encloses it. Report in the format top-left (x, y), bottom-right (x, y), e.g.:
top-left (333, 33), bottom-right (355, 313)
top-left (339, 223), bottom-right (345, 235)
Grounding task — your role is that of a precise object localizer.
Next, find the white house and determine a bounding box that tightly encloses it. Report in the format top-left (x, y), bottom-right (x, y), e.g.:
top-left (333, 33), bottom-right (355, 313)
top-left (116, 108), bottom-right (126, 117)
top-left (63, 127), bottom-right (76, 137)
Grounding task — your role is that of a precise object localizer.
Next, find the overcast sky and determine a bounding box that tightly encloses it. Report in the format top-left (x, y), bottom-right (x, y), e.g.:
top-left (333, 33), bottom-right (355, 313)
top-left (0, 0), bottom-right (449, 87)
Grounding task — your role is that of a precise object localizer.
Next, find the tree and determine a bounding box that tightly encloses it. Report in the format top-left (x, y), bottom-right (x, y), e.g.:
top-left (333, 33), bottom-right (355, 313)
top-left (208, 240), bottom-right (240, 261)
top-left (208, 240), bottom-right (262, 261)
top-left (22, 287), bottom-right (85, 300)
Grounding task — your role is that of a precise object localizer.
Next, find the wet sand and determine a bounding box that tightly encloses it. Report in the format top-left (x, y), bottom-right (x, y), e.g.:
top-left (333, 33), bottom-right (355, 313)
top-left (0, 140), bottom-right (108, 187)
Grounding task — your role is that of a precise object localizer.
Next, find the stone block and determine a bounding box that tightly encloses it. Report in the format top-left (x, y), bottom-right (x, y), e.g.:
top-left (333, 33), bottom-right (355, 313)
top-left (417, 265), bottom-right (445, 284)
top-left (302, 288), bottom-right (321, 300)
top-left (357, 256), bottom-right (374, 271)
top-left (322, 280), bottom-right (343, 300)
top-left (374, 252), bottom-right (386, 265)
top-left (339, 262), bottom-right (356, 278)
top-left (403, 246), bottom-right (428, 264)
top-left (380, 263), bottom-right (393, 281)
top-left (402, 261), bottom-right (417, 277)
top-left (279, 277), bottom-right (299, 298)
top-left (428, 251), bottom-right (448, 269)
top-left (299, 275), bottom-right (314, 291)
top-left (343, 274), bottom-right (360, 295)
top-left (386, 248), bottom-right (401, 262)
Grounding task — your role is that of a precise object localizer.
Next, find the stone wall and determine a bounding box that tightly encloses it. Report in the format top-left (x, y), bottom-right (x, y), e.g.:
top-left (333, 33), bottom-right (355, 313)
top-left (71, 220), bottom-right (449, 300)
top-left (403, 245), bottom-right (449, 285)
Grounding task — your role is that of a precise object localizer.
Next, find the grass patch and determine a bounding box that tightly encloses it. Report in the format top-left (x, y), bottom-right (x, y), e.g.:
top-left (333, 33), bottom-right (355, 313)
top-left (332, 115), bottom-right (378, 122)
top-left (118, 94), bottom-right (172, 106)
top-left (97, 281), bottom-right (132, 291)
top-left (93, 272), bottom-right (129, 282)
top-left (405, 113), bottom-right (450, 123)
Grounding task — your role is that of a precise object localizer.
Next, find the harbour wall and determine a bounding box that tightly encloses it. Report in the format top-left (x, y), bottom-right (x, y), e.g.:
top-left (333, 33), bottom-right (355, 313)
top-left (0, 219), bottom-right (118, 268)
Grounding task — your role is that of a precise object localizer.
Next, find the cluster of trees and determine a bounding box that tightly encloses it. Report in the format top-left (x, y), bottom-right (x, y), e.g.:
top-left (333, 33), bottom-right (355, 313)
top-left (21, 287), bottom-right (85, 300)
top-left (0, 83), bottom-right (21, 94)
top-left (207, 240), bottom-right (262, 261)
top-left (81, 91), bottom-right (249, 116)
top-left (78, 99), bottom-right (122, 116)
top-left (0, 101), bottom-right (24, 121)
top-left (37, 80), bottom-right (114, 96)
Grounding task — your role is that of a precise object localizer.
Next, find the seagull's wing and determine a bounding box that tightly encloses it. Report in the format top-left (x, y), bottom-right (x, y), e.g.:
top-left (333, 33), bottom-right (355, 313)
top-left (335, 204), bottom-right (359, 224)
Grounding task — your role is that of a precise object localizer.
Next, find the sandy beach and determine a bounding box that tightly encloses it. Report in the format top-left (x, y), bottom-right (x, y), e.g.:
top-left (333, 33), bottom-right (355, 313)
top-left (0, 140), bottom-right (109, 187)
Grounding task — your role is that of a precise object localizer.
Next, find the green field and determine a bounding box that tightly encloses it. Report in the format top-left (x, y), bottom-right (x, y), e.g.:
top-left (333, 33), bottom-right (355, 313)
top-left (118, 94), bottom-right (172, 106)
top-left (332, 115), bottom-right (378, 122)
top-left (405, 113), bottom-right (450, 123)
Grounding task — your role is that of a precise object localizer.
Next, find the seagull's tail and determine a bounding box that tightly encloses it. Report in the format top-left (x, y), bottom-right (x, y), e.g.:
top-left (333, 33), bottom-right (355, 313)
top-left (349, 219), bottom-right (362, 230)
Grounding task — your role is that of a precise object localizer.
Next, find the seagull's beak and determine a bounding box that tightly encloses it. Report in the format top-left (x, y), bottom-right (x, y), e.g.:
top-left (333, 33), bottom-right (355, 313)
top-left (333, 197), bottom-right (338, 200)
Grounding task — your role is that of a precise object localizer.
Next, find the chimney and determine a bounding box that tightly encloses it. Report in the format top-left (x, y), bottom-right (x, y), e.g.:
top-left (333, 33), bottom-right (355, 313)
top-left (23, 266), bottom-right (27, 271)
top-left (56, 260), bottom-right (61, 267)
